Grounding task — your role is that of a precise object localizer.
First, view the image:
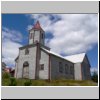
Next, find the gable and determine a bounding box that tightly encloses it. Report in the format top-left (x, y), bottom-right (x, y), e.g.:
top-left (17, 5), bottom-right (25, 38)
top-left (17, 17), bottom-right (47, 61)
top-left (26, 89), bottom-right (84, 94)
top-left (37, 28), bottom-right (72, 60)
top-left (65, 53), bottom-right (86, 63)
top-left (82, 55), bottom-right (91, 67)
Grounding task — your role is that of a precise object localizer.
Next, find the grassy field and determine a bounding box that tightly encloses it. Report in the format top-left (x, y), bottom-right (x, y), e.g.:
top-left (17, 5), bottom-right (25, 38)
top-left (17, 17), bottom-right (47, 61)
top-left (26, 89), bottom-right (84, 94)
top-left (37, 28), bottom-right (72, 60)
top-left (2, 72), bottom-right (98, 86)
top-left (2, 78), bottom-right (98, 86)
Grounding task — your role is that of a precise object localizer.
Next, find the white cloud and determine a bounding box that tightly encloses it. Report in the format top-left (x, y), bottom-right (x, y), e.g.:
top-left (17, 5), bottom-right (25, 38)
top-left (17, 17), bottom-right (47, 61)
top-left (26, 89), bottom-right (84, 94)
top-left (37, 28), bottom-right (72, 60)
top-left (27, 14), bottom-right (98, 55)
top-left (2, 27), bottom-right (23, 43)
top-left (27, 25), bottom-right (33, 31)
top-left (2, 27), bottom-right (23, 67)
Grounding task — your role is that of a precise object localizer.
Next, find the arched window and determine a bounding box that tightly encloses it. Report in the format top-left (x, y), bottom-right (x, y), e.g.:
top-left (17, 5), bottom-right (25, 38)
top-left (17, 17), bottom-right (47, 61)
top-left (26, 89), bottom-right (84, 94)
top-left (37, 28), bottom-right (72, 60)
top-left (23, 61), bottom-right (29, 78)
top-left (23, 61), bottom-right (29, 66)
top-left (25, 48), bottom-right (29, 55)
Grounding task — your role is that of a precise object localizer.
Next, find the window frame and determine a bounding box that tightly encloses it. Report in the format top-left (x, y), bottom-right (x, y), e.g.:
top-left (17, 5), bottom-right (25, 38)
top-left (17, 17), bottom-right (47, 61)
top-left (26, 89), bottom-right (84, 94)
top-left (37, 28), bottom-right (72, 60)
top-left (40, 64), bottom-right (44, 70)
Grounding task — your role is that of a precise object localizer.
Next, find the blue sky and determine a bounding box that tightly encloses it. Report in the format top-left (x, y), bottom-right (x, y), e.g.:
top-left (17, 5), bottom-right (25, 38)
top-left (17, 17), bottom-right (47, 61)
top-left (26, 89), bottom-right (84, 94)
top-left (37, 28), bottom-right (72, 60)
top-left (2, 14), bottom-right (98, 73)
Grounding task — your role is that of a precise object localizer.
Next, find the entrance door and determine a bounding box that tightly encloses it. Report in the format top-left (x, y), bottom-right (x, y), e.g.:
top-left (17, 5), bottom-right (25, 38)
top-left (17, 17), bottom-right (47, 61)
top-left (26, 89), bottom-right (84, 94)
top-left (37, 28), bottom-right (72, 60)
top-left (23, 62), bottom-right (29, 78)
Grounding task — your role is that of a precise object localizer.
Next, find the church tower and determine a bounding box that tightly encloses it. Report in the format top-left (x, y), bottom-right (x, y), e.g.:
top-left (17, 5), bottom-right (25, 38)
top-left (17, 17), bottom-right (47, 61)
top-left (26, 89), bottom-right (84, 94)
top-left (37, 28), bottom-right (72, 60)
top-left (29, 21), bottom-right (45, 45)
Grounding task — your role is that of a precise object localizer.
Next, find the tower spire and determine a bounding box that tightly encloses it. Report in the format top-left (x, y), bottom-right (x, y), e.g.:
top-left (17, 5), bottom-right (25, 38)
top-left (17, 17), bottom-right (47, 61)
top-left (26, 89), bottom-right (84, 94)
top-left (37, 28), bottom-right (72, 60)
top-left (33, 21), bottom-right (42, 30)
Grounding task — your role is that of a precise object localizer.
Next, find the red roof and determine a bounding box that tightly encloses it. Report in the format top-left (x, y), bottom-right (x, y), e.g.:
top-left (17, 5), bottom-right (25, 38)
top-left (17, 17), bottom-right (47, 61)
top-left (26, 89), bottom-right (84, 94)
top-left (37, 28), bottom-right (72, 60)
top-left (33, 21), bottom-right (43, 30)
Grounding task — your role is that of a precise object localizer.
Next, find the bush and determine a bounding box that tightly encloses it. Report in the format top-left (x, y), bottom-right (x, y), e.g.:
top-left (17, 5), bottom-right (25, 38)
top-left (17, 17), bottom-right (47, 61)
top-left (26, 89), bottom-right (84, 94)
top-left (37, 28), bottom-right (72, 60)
top-left (2, 72), bottom-right (10, 79)
top-left (24, 80), bottom-right (32, 86)
top-left (9, 78), bottom-right (17, 86)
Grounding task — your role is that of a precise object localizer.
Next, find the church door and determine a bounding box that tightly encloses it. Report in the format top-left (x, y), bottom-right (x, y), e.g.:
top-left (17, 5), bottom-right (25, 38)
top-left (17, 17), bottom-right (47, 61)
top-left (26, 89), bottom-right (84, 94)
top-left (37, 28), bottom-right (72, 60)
top-left (23, 62), bottom-right (29, 78)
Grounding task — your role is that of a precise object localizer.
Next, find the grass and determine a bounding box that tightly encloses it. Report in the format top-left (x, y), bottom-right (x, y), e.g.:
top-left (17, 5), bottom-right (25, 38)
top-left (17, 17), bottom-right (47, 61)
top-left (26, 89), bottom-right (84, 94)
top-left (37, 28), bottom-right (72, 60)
top-left (2, 78), bottom-right (98, 86)
top-left (2, 72), bottom-right (98, 86)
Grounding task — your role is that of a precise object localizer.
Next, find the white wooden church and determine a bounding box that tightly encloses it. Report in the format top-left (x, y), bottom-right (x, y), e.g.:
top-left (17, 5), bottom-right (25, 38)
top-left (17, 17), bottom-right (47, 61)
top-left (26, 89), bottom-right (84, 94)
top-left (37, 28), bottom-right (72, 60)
top-left (15, 21), bottom-right (91, 80)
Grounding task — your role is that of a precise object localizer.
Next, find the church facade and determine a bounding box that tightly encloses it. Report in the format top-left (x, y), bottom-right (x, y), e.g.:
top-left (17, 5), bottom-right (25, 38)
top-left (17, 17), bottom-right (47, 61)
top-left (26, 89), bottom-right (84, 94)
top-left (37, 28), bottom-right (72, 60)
top-left (14, 21), bottom-right (91, 80)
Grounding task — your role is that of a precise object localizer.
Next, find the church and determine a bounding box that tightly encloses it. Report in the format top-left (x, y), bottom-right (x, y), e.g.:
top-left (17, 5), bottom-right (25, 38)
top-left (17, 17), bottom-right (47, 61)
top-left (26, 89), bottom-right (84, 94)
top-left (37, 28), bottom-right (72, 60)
top-left (14, 21), bottom-right (91, 80)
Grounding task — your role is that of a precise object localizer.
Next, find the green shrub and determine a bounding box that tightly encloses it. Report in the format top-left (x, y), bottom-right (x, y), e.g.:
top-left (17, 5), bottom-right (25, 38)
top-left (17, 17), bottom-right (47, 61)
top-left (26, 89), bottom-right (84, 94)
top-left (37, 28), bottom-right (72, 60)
top-left (9, 78), bottom-right (17, 86)
top-left (2, 79), bottom-right (10, 86)
top-left (2, 72), bottom-right (10, 79)
top-left (24, 80), bottom-right (32, 86)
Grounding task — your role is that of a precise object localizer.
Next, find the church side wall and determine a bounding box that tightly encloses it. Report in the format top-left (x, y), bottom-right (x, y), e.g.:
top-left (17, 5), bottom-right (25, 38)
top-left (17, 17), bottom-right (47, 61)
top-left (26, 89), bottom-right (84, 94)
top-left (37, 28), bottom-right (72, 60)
top-left (50, 55), bottom-right (74, 80)
top-left (16, 46), bottom-right (36, 79)
top-left (29, 30), bottom-right (34, 44)
top-left (81, 56), bottom-right (91, 80)
top-left (39, 50), bottom-right (49, 79)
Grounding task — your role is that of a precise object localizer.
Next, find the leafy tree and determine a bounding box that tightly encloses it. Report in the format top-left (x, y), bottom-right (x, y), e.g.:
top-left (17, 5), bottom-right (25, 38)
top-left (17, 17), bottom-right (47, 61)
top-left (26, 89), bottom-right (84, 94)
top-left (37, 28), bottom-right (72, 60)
top-left (91, 71), bottom-right (98, 83)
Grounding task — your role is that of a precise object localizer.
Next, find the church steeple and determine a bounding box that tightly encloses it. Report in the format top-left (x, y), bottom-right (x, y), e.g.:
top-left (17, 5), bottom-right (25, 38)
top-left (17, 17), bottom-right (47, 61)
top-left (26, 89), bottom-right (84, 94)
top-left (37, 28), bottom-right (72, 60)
top-left (29, 21), bottom-right (45, 45)
top-left (33, 21), bottom-right (42, 30)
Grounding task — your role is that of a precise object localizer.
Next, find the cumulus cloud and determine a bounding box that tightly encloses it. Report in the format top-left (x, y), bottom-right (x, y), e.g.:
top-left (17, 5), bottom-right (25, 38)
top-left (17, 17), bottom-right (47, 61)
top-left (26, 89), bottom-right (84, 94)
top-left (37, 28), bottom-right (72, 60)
top-left (2, 27), bottom-right (23, 67)
top-left (27, 14), bottom-right (98, 55)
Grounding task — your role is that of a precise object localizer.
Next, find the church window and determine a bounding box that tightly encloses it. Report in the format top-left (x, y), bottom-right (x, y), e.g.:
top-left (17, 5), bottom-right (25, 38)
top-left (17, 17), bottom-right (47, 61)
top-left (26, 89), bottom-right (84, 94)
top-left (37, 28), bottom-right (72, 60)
top-left (25, 48), bottom-right (29, 55)
top-left (59, 62), bottom-right (63, 73)
top-left (65, 64), bottom-right (68, 74)
top-left (40, 64), bottom-right (44, 70)
top-left (23, 61), bottom-right (29, 78)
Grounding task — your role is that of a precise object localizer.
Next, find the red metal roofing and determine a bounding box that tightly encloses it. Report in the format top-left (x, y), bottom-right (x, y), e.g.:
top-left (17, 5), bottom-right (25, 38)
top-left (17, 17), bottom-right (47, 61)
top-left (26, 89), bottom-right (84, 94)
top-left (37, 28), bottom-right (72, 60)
top-left (33, 21), bottom-right (42, 30)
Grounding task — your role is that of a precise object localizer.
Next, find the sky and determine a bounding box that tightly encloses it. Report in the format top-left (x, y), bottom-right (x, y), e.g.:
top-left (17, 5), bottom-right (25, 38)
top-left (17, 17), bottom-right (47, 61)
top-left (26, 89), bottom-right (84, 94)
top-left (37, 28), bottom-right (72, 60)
top-left (2, 14), bottom-right (98, 74)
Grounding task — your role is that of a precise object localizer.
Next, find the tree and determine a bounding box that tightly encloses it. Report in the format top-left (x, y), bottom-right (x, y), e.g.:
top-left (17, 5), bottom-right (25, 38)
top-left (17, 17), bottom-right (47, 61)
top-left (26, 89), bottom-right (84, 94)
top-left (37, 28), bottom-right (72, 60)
top-left (2, 62), bottom-right (6, 72)
top-left (91, 71), bottom-right (98, 83)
